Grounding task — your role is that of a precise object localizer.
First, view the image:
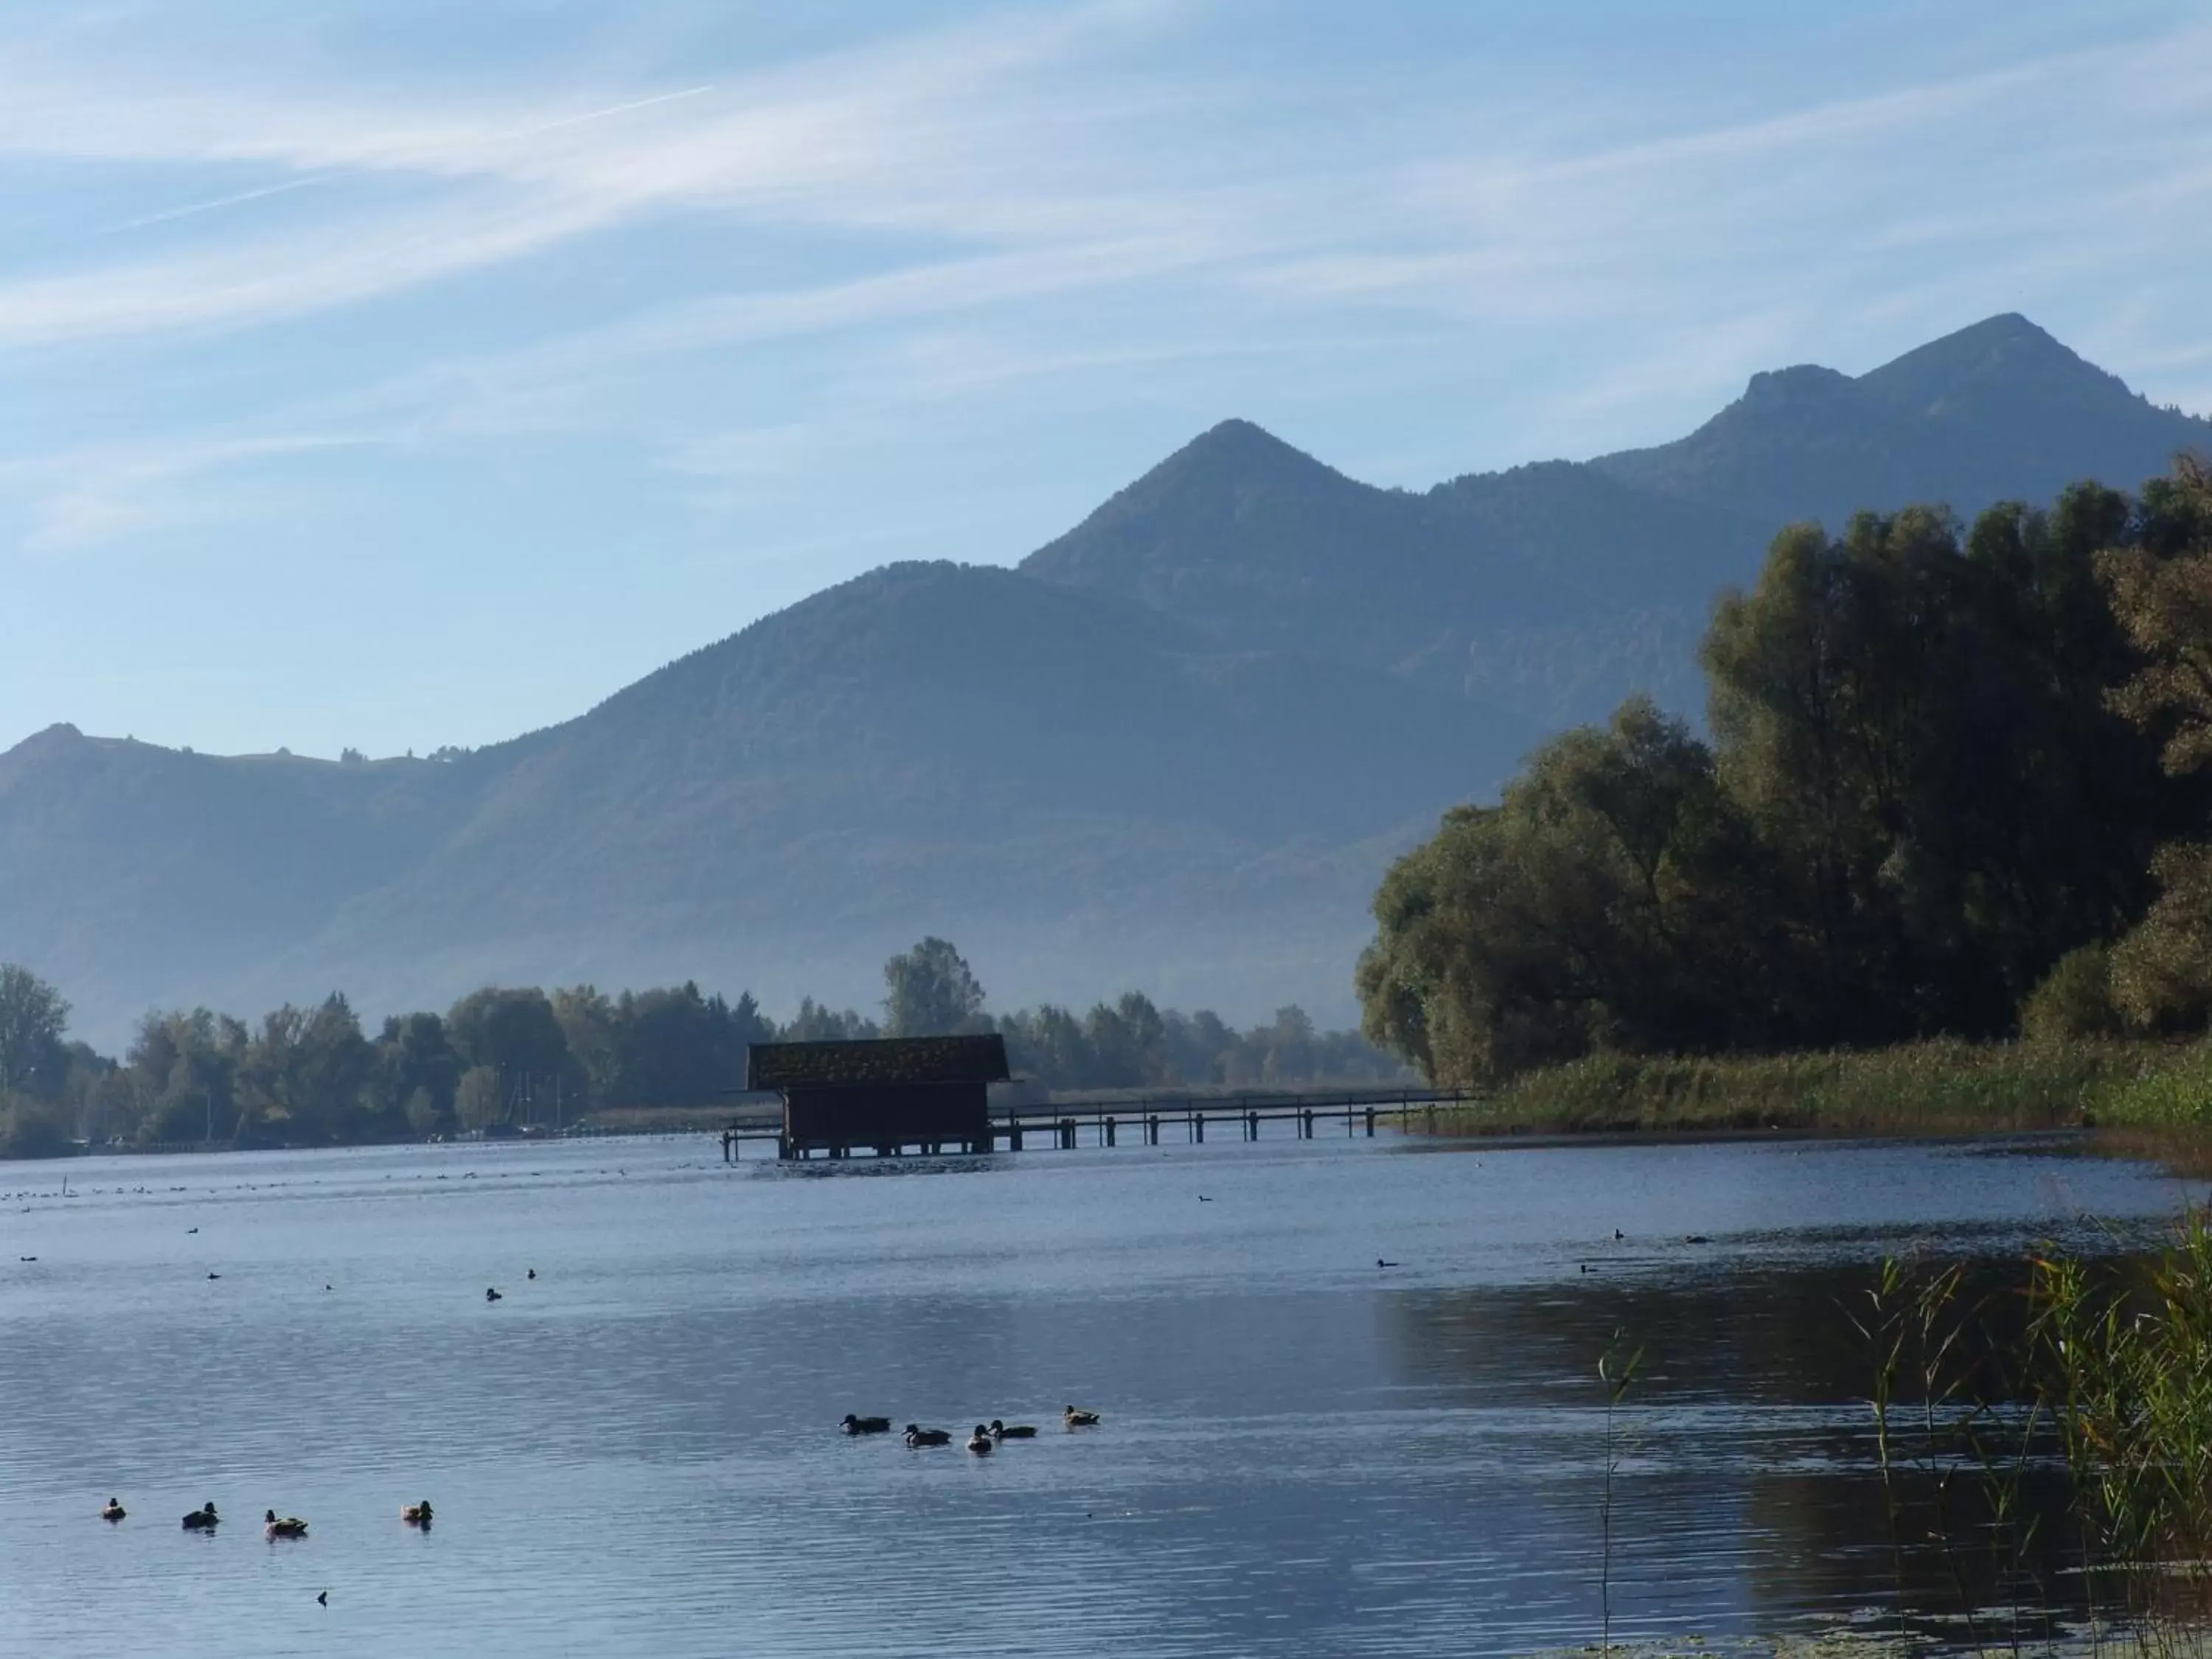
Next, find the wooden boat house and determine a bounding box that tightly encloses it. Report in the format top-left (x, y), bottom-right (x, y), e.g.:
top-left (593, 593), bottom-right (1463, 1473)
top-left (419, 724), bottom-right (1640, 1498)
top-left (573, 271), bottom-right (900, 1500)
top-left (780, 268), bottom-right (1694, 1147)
top-left (747, 1034), bottom-right (1009, 1159)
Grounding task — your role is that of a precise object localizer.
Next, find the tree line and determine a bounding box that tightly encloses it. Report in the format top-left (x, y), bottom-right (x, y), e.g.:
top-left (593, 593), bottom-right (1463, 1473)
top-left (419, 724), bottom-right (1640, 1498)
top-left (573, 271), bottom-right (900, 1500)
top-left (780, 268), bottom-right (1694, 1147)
top-left (1358, 458), bottom-right (2212, 1085)
top-left (0, 940), bottom-right (1404, 1156)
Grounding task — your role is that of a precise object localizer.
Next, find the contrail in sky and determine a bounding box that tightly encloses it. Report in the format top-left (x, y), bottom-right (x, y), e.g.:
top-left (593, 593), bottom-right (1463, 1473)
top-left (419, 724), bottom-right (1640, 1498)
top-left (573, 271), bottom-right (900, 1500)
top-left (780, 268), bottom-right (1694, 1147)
top-left (102, 176), bottom-right (325, 234)
top-left (98, 83), bottom-right (717, 236)
top-left (498, 83), bottom-right (716, 142)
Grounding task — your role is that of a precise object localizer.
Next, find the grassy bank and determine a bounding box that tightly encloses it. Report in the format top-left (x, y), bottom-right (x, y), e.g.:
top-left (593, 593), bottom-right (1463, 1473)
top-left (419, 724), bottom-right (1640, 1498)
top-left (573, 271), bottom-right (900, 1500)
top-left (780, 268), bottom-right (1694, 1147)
top-left (1433, 1039), bottom-right (2212, 1138)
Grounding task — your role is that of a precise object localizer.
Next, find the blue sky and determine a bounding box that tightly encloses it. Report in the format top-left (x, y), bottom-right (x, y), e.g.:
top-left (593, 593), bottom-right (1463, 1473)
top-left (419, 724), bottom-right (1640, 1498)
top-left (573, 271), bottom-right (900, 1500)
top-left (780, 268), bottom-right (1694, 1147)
top-left (4, 0), bottom-right (2209, 759)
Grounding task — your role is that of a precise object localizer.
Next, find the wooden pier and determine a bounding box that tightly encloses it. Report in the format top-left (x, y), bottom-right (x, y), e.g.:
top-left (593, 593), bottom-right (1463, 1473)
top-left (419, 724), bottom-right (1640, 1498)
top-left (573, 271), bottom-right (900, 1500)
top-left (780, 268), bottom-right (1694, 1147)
top-left (720, 1085), bottom-right (1485, 1161)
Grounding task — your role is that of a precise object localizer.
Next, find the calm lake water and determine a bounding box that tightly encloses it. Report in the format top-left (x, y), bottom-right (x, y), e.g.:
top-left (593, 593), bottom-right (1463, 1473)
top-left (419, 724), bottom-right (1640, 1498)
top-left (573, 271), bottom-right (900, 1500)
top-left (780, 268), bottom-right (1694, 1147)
top-left (0, 1132), bottom-right (2199, 1657)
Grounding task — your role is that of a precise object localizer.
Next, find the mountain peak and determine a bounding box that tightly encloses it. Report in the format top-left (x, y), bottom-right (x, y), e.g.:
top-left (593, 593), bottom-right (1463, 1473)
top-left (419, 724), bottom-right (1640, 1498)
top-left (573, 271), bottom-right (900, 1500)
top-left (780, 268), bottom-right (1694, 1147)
top-left (1857, 312), bottom-right (2122, 414)
top-left (1156, 418), bottom-right (1341, 485)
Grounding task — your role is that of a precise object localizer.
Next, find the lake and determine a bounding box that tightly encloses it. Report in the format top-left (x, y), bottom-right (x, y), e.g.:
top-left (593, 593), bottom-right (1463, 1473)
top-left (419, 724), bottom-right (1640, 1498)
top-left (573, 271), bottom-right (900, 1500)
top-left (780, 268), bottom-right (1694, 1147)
top-left (0, 1132), bottom-right (2198, 1657)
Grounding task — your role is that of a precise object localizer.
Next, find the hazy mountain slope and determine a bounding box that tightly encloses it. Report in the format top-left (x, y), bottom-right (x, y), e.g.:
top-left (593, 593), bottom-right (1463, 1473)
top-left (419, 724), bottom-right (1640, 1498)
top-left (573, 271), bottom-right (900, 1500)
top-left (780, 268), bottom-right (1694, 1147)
top-left (1591, 314), bottom-right (2212, 532)
top-left (1024, 315), bottom-right (2211, 730)
top-left (6, 565), bottom-right (1527, 1041)
top-left (1020, 422), bottom-right (1764, 723)
top-left (0, 726), bottom-right (477, 1034)
top-left (297, 563), bottom-right (1528, 1007)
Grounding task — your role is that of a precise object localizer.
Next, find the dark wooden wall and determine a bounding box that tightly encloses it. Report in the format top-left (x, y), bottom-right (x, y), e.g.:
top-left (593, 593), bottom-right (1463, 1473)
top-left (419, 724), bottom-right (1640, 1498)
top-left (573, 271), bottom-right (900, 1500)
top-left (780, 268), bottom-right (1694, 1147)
top-left (783, 1080), bottom-right (990, 1151)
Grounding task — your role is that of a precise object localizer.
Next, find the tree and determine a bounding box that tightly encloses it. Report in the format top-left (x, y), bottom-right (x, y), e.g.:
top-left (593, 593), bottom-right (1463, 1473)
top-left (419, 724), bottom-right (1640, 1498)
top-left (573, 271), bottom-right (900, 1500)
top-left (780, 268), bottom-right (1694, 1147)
top-left (1358, 698), bottom-right (1763, 1083)
top-left (0, 964), bottom-right (69, 1097)
top-left (2099, 456), bottom-right (2212, 775)
top-left (446, 987), bottom-right (575, 1097)
top-left (2096, 458), bottom-right (2212, 1029)
top-left (454, 1065), bottom-right (506, 1133)
top-left (882, 939), bottom-right (987, 1037)
top-left (779, 998), bottom-right (880, 1043)
top-left (372, 1012), bottom-right (460, 1133)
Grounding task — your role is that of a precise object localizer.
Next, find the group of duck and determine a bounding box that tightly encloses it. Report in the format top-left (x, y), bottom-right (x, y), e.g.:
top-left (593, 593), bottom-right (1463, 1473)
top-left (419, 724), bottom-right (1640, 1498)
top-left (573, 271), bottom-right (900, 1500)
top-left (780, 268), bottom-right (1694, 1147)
top-left (843, 1405), bottom-right (1102, 1453)
top-left (101, 1498), bottom-right (434, 1537)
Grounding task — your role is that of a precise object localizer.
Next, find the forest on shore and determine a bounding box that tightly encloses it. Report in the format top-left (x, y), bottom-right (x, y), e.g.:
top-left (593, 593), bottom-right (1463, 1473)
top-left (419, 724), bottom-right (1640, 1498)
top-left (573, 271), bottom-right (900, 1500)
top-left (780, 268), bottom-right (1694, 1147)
top-left (1360, 458), bottom-right (2212, 1088)
top-left (0, 939), bottom-right (1403, 1158)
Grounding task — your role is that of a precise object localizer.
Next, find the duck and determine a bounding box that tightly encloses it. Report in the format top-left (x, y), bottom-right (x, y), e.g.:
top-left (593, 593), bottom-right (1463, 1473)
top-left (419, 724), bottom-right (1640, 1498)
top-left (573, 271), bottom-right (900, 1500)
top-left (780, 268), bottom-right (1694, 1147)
top-left (966, 1425), bottom-right (995, 1455)
top-left (181, 1502), bottom-right (219, 1531)
top-left (903, 1424), bottom-right (952, 1447)
top-left (988, 1419), bottom-right (1036, 1440)
top-left (1062, 1405), bottom-right (1101, 1427)
top-left (840, 1414), bottom-right (892, 1436)
top-left (264, 1509), bottom-right (309, 1539)
top-left (402, 1500), bottom-right (434, 1526)
top-left (484, 1287), bottom-right (502, 1302)
top-left (100, 1498), bottom-right (126, 1522)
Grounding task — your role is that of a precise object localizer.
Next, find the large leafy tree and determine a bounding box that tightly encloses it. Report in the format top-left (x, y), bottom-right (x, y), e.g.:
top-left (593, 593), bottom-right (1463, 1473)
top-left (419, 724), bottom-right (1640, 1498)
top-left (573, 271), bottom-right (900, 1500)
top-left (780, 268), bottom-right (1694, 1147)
top-left (1703, 490), bottom-right (2163, 1037)
top-left (0, 964), bottom-right (70, 1097)
top-left (447, 987), bottom-right (574, 1083)
top-left (881, 938), bottom-right (987, 1037)
top-left (1358, 698), bottom-right (1766, 1084)
top-left (2096, 458), bottom-right (2212, 1027)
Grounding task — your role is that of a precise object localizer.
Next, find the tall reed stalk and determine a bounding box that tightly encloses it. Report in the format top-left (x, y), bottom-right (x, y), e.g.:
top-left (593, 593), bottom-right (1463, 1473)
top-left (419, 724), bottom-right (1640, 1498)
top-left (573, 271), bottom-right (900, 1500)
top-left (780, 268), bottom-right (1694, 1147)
top-left (1597, 1326), bottom-right (1642, 1656)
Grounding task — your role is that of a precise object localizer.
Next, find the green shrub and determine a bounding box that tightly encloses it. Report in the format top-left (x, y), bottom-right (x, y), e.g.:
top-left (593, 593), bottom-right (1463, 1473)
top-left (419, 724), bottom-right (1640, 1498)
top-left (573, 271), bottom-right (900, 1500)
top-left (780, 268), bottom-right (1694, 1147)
top-left (2021, 943), bottom-right (2125, 1040)
top-left (2095, 1041), bottom-right (2212, 1128)
top-left (0, 1093), bottom-right (74, 1160)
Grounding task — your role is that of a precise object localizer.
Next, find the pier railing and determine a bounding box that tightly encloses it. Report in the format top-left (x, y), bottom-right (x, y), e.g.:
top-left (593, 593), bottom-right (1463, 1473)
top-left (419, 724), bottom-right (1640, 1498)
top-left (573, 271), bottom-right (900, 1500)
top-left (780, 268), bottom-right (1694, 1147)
top-left (721, 1083), bottom-right (1487, 1160)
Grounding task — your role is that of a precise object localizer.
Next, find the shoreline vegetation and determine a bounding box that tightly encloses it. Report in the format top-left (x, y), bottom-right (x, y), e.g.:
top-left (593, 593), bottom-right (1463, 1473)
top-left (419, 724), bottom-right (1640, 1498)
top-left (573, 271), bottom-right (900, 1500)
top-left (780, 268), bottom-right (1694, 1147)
top-left (0, 938), bottom-right (1408, 1162)
top-left (1423, 1040), bottom-right (2212, 1140)
top-left (1359, 462), bottom-right (2212, 1162)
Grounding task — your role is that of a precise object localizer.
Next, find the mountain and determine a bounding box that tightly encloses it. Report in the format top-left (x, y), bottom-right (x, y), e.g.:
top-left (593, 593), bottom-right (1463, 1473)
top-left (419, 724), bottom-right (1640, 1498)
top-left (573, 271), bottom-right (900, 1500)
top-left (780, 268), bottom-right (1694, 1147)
top-left (1026, 315), bottom-right (2212, 727)
top-left (1590, 313), bottom-right (2211, 533)
top-left (5, 315), bottom-right (2207, 1045)
top-left (1022, 422), bottom-right (1766, 723)
top-left (1, 563), bottom-right (1527, 1043)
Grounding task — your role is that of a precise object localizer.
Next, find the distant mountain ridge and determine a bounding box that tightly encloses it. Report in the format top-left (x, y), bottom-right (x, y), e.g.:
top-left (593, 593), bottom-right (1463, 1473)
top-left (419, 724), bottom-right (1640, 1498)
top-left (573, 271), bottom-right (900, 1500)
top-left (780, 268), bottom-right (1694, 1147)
top-left (4, 315), bottom-right (2206, 1044)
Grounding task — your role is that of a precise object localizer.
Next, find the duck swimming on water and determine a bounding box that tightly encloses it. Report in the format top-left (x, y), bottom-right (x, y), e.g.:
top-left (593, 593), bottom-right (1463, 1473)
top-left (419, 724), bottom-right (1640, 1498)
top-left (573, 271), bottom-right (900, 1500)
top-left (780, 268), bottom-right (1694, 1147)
top-left (1062, 1406), bottom-right (1101, 1427)
top-left (966, 1425), bottom-right (994, 1455)
top-left (841, 1414), bottom-right (892, 1436)
top-left (988, 1419), bottom-right (1036, 1439)
top-left (903, 1425), bottom-right (952, 1447)
top-left (100, 1498), bottom-right (125, 1522)
top-left (181, 1503), bottom-right (218, 1531)
top-left (402, 1500), bottom-right (434, 1526)
top-left (264, 1509), bottom-right (308, 1539)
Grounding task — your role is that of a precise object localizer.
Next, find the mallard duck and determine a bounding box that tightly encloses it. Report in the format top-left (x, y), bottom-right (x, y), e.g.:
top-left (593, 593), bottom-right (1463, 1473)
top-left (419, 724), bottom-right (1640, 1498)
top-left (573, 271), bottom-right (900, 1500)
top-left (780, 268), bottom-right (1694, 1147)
top-left (988, 1419), bottom-right (1036, 1439)
top-left (402, 1500), bottom-right (434, 1526)
top-left (966, 1425), bottom-right (994, 1455)
top-left (1062, 1405), bottom-right (1100, 1427)
top-left (100, 1498), bottom-right (126, 1522)
top-left (903, 1424), bottom-right (952, 1447)
top-left (181, 1503), bottom-right (219, 1531)
top-left (264, 1509), bottom-right (308, 1539)
top-left (841, 1414), bottom-right (892, 1435)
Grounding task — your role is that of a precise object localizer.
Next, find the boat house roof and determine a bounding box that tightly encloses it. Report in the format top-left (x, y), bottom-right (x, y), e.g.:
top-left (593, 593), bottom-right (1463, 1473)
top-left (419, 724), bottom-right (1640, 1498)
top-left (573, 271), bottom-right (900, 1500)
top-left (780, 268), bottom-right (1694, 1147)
top-left (746, 1034), bottom-right (1009, 1092)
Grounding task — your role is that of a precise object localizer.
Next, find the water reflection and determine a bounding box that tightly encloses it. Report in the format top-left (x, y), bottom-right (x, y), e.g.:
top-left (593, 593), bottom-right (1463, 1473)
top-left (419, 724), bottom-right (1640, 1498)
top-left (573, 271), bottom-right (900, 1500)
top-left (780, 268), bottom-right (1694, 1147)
top-left (1379, 1252), bottom-right (2118, 1648)
top-left (0, 1135), bottom-right (2197, 1657)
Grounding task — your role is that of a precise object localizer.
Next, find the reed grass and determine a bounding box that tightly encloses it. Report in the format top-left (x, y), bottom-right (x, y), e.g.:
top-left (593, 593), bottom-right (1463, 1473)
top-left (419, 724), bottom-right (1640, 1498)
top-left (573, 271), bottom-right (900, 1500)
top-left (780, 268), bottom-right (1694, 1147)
top-left (1430, 1040), bottom-right (2212, 1139)
top-left (1846, 1214), bottom-right (2212, 1656)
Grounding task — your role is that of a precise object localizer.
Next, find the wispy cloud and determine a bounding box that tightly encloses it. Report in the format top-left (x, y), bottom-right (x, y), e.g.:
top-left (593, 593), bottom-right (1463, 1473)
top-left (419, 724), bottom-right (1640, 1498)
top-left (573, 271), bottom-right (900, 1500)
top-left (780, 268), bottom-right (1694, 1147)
top-left (5, 434), bottom-right (367, 555)
top-left (5, 0), bottom-right (2212, 560)
top-left (0, 3), bottom-right (1189, 349)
